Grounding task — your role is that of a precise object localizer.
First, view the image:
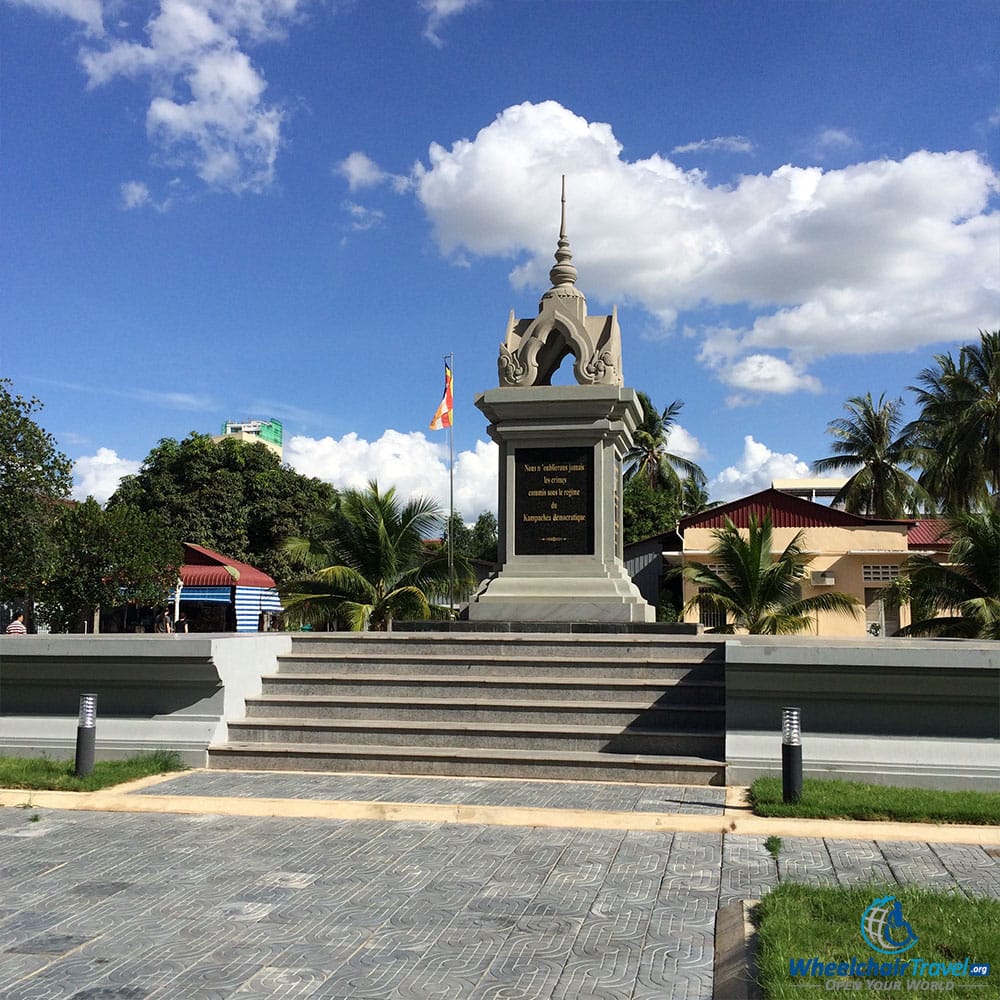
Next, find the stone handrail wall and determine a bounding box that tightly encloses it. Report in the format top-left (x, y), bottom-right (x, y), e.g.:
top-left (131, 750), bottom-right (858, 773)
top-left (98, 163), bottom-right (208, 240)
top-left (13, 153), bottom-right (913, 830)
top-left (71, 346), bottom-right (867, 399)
top-left (0, 633), bottom-right (292, 766)
top-left (725, 636), bottom-right (1000, 790)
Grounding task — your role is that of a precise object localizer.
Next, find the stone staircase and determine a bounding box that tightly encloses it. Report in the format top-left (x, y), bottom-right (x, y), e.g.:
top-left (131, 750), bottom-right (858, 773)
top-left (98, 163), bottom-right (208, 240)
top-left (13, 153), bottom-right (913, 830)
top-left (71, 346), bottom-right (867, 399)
top-left (208, 632), bottom-right (727, 784)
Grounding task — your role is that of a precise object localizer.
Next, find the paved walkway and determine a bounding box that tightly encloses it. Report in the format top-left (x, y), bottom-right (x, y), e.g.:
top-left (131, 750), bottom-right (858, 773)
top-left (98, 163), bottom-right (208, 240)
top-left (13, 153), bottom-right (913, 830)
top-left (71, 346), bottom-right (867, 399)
top-left (0, 772), bottom-right (997, 999)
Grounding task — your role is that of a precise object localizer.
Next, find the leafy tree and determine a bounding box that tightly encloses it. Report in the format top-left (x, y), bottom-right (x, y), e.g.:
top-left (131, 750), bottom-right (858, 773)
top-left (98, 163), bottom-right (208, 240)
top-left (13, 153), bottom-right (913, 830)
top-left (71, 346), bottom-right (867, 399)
top-left (282, 481), bottom-right (474, 630)
top-left (0, 379), bottom-right (73, 612)
top-left (109, 433), bottom-right (335, 585)
top-left (812, 392), bottom-right (926, 518)
top-left (679, 513), bottom-right (860, 634)
top-left (445, 511), bottom-right (498, 563)
top-left (444, 512), bottom-right (473, 559)
top-left (679, 476), bottom-right (715, 517)
top-left (907, 331), bottom-right (1000, 512)
top-left (39, 500), bottom-right (182, 633)
top-left (469, 511), bottom-right (499, 562)
top-left (623, 474), bottom-right (680, 545)
top-left (625, 394), bottom-right (706, 493)
top-left (893, 505), bottom-right (1000, 639)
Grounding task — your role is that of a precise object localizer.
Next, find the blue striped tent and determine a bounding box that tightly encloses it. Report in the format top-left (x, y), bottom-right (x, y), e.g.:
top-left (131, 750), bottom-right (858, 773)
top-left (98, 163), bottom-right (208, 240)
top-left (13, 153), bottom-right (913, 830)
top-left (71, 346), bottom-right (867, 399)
top-left (174, 543), bottom-right (283, 632)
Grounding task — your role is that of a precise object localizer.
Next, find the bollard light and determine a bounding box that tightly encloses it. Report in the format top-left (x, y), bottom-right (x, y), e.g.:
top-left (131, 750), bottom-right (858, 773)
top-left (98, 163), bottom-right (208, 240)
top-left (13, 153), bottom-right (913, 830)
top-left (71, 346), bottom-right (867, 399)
top-left (78, 694), bottom-right (97, 728)
top-left (74, 693), bottom-right (97, 777)
top-left (781, 706), bottom-right (802, 804)
top-left (782, 707), bottom-right (801, 746)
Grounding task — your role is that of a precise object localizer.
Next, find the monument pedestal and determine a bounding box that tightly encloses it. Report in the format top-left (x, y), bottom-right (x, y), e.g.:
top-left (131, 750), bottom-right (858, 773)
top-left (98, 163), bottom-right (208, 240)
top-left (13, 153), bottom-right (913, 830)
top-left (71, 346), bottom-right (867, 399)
top-left (468, 385), bottom-right (654, 623)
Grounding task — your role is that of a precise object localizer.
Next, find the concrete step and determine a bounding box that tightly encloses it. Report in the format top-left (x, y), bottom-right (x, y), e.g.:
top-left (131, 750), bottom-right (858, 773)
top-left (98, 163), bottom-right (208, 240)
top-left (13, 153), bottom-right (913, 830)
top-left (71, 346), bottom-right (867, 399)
top-left (261, 673), bottom-right (719, 702)
top-left (288, 633), bottom-right (726, 663)
top-left (276, 651), bottom-right (724, 681)
top-left (244, 694), bottom-right (724, 728)
top-left (225, 717), bottom-right (725, 756)
top-left (207, 741), bottom-right (727, 785)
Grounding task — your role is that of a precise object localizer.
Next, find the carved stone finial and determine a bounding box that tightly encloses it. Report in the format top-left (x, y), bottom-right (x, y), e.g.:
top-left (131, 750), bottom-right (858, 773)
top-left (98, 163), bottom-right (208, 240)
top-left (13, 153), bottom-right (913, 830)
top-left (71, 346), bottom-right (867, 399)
top-left (497, 177), bottom-right (623, 388)
top-left (548, 175), bottom-right (578, 288)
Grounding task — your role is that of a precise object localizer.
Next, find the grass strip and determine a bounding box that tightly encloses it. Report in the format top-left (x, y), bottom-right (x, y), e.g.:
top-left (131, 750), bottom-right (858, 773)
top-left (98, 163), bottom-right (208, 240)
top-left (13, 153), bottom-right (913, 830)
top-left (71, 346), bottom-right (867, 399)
top-left (750, 777), bottom-right (1000, 825)
top-left (755, 882), bottom-right (999, 1000)
top-left (0, 750), bottom-right (185, 792)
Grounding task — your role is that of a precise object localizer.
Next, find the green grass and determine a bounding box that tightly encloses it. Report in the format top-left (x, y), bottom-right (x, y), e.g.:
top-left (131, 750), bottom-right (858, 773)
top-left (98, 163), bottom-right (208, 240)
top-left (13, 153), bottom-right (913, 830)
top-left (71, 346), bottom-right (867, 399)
top-left (0, 750), bottom-right (185, 792)
top-left (750, 777), bottom-right (1000, 825)
top-left (755, 883), bottom-right (1000, 999)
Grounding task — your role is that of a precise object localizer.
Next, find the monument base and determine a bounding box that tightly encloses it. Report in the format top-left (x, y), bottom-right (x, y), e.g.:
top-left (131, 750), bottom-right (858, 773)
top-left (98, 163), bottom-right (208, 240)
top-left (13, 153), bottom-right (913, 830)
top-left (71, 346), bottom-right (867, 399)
top-left (467, 555), bottom-right (655, 623)
top-left (469, 385), bottom-right (655, 625)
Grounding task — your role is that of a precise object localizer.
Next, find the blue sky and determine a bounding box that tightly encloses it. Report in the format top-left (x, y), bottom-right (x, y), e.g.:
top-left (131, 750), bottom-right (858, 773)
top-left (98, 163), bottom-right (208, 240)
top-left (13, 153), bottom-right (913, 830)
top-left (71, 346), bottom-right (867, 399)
top-left (3, 0), bottom-right (998, 517)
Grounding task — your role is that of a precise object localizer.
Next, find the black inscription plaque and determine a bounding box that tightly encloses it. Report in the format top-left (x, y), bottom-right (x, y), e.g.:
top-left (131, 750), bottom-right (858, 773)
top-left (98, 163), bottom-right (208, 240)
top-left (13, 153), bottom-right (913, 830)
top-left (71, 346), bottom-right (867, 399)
top-left (514, 447), bottom-right (594, 555)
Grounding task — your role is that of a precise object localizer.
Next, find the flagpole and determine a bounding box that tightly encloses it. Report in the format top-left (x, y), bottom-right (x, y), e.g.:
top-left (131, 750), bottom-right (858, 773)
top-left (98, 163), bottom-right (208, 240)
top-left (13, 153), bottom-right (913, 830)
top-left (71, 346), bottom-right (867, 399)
top-left (446, 352), bottom-right (455, 616)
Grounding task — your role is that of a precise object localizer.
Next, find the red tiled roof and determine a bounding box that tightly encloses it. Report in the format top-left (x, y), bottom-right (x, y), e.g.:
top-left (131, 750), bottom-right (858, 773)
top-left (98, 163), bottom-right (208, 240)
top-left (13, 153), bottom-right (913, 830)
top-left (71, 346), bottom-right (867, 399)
top-left (180, 543), bottom-right (277, 588)
top-left (679, 489), bottom-right (913, 531)
top-left (907, 519), bottom-right (951, 549)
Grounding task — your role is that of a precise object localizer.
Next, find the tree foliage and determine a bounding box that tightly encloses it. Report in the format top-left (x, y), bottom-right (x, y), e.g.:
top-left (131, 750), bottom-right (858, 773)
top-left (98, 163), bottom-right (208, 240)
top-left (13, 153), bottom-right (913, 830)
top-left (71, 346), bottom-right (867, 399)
top-left (894, 504), bottom-right (1000, 639)
top-left (0, 379), bottom-right (73, 607)
top-left (625, 394), bottom-right (706, 492)
top-left (623, 474), bottom-right (680, 545)
top-left (282, 481), bottom-right (475, 630)
top-left (108, 433), bottom-right (335, 585)
top-left (39, 500), bottom-right (182, 633)
top-left (907, 330), bottom-right (1000, 513)
top-left (446, 511), bottom-right (498, 563)
top-left (812, 392), bottom-right (926, 518)
top-left (679, 513), bottom-right (860, 634)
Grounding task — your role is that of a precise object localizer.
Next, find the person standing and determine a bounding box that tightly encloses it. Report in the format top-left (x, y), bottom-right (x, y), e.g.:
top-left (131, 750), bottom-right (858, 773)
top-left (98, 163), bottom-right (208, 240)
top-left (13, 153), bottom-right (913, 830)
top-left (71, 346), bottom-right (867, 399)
top-left (154, 609), bottom-right (172, 633)
top-left (5, 611), bottom-right (27, 634)
top-left (174, 611), bottom-right (189, 633)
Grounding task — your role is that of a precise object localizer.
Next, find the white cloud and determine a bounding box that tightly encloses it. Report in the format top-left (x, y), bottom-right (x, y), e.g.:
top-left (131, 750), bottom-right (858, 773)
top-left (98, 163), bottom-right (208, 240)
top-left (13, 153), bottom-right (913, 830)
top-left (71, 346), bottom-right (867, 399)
top-left (710, 436), bottom-right (809, 501)
top-left (420, 0), bottom-right (478, 47)
top-left (810, 126), bottom-right (860, 159)
top-left (33, 377), bottom-right (215, 411)
top-left (409, 101), bottom-right (999, 388)
top-left (665, 424), bottom-right (705, 461)
top-left (72, 448), bottom-right (140, 503)
top-left (716, 353), bottom-right (822, 398)
top-left (79, 0), bottom-right (299, 194)
top-left (285, 429), bottom-right (498, 517)
top-left (672, 135), bottom-right (754, 155)
top-left (120, 180), bottom-right (150, 209)
top-left (342, 200), bottom-right (385, 231)
top-left (7, 0), bottom-right (103, 36)
top-left (338, 151), bottom-right (388, 191)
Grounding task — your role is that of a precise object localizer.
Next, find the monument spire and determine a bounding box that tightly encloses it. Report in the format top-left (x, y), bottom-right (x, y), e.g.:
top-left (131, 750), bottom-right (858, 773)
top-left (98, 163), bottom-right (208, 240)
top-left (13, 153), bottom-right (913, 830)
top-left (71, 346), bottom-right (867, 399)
top-left (548, 175), bottom-right (578, 289)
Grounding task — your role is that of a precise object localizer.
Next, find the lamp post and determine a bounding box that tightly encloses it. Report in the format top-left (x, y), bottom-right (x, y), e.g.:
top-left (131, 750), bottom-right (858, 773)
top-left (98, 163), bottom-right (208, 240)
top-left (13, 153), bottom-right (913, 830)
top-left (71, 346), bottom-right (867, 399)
top-left (75, 694), bottom-right (97, 777)
top-left (781, 706), bottom-right (802, 803)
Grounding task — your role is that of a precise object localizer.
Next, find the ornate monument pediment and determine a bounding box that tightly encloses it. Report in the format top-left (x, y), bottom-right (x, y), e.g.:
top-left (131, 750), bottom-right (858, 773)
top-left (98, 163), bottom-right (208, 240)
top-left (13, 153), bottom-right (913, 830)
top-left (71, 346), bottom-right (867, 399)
top-left (470, 179), bottom-right (653, 623)
top-left (498, 179), bottom-right (623, 388)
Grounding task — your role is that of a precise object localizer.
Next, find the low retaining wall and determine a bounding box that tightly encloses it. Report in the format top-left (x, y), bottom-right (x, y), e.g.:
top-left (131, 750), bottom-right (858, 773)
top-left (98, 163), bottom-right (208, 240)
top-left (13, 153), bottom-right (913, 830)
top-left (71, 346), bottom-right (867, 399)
top-left (0, 634), bottom-right (292, 766)
top-left (725, 637), bottom-right (1000, 790)
top-left (2, 632), bottom-right (997, 790)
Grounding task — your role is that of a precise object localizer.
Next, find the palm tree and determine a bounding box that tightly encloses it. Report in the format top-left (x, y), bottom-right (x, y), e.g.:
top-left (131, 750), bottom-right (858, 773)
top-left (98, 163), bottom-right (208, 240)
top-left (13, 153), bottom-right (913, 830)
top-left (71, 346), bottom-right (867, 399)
top-left (680, 513), bottom-right (860, 634)
top-left (625, 394), bottom-right (706, 493)
top-left (895, 504), bottom-right (1000, 639)
top-left (908, 330), bottom-right (1000, 512)
top-left (812, 393), bottom-right (926, 518)
top-left (282, 481), bottom-right (472, 630)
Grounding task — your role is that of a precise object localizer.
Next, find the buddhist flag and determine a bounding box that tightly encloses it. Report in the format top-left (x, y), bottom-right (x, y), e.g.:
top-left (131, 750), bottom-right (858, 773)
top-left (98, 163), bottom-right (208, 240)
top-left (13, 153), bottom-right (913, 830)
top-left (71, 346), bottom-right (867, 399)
top-left (430, 363), bottom-right (453, 430)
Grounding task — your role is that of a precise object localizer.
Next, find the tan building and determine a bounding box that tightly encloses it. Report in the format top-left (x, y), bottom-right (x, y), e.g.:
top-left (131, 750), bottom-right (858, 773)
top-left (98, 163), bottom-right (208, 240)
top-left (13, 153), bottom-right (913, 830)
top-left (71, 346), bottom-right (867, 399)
top-left (653, 489), bottom-right (947, 638)
top-left (213, 418), bottom-right (283, 460)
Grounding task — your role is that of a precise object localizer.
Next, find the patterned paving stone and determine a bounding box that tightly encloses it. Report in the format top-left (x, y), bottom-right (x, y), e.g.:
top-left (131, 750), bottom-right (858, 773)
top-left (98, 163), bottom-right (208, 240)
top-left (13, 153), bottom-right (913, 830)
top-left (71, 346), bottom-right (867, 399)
top-left (0, 800), bottom-right (997, 999)
top-left (774, 836), bottom-right (837, 885)
top-left (134, 770), bottom-right (727, 815)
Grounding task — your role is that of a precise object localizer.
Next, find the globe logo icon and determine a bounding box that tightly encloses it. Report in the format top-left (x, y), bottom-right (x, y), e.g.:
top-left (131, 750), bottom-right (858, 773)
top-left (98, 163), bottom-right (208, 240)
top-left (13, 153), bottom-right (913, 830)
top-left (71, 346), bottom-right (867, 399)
top-left (861, 896), bottom-right (919, 954)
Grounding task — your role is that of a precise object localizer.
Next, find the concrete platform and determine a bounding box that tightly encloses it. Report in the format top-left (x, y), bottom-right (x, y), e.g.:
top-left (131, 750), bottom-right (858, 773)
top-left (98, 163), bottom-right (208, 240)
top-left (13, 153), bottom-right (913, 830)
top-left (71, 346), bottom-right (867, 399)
top-left (0, 770), bottom-right (997, 999)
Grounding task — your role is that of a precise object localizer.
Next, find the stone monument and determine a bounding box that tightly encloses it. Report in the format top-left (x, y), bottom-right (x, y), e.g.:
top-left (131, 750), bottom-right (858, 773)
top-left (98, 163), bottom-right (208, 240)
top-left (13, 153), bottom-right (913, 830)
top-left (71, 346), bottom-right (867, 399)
top-left (467, 181), bottom-right (654, 623)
